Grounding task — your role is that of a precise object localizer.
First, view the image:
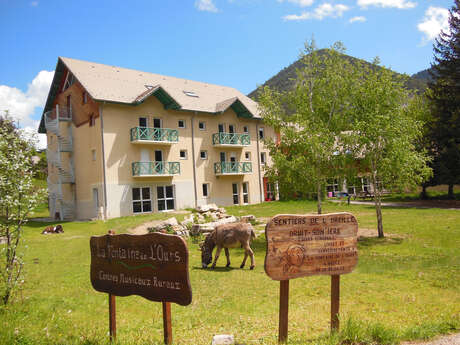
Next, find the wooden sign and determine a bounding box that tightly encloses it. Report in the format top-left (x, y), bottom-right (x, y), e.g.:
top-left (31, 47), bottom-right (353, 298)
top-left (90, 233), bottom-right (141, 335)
top-left (90, 233), bottom-right (192, 306)
top-left (265, 212), bottom-right (358, 281)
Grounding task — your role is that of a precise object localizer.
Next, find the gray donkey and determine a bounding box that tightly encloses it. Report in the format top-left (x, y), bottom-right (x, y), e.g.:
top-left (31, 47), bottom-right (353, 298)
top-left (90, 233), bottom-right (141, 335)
top-left (200, 222), bottom-right (256, 270)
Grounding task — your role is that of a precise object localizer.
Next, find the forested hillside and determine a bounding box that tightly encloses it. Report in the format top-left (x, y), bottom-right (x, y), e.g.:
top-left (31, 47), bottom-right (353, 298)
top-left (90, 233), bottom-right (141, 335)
top-left (248, 51), bottom-right (432, 99)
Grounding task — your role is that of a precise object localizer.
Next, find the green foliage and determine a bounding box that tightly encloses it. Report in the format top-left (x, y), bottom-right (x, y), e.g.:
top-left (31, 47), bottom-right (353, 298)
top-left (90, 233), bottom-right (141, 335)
top-left (259, 40), bottom-right (357, 214)
top-left (348, 58), bottom-right (432, 237)
top-left (249, 50), bottom-right (429, 101)
top-left (426, 0), bottom-right (460, 199)
top-left (0, 115), bottom-right (46, 305)
top-left (0, 201), bottom-right (459, 344)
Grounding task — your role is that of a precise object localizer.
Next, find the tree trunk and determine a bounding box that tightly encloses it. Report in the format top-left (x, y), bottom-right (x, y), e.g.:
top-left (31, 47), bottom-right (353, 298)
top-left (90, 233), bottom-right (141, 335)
top-left (371, 173), bottom-right (384, 238)
top-left (420, 185), bottom-right (428, 200)
top-left (448, 184), bottom-right (454, 199)
top-left (317, 182), bottom-right (322, 215)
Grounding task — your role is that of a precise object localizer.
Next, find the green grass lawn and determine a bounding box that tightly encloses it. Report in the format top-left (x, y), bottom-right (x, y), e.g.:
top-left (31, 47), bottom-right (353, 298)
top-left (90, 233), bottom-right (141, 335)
top-left (0, 200), bottom-right (459, 345)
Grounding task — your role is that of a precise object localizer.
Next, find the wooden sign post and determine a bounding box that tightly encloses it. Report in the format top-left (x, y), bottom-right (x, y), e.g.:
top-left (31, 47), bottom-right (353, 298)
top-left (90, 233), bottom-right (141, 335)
top-left (90, 231), bottom-right (192, 344)
top-left (265, 213), bottom-right (358, 343)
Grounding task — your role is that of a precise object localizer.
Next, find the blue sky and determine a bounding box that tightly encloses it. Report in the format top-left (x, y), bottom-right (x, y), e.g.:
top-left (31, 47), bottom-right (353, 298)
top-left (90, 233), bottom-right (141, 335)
top-left (0, 0), bottom-right (454, 147)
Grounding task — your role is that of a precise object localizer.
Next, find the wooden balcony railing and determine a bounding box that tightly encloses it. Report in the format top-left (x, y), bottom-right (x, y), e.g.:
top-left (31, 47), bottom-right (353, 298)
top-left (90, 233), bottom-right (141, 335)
top-left (212, 132), bottom-right (250, 146)
top-left (214, 161), bottom-right (252, 175)
top-left (132, 161), bottom-right (180, 177)
top-left (130, 127), bottom-right (179, 143)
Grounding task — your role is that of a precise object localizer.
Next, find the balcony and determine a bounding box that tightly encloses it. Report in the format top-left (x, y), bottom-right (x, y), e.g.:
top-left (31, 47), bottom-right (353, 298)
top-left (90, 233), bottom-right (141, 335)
top-left (130, 127), bottom-right (179, 145)
top-left (212, 132), bottom-right (250, 147)
top-left (214, 161), bottom-right (252, 175)
top-left (132, 161), bottom-right (180, 177)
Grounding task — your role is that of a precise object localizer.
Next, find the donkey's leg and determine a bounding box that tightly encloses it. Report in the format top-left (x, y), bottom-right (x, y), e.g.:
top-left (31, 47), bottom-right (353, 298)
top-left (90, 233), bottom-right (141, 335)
top-left (224, 248), bottom-right (231, 267)
top-left (240, 251), bottom-right (248, 268)
top-left (243, 243), bottom-right (255, 270)
top-left (211, 246), bottom-right (222, 269)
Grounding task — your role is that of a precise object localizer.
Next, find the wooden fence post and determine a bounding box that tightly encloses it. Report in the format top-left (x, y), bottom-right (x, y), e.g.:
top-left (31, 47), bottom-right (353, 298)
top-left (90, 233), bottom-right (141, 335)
top-left (331, 275), bottom-right (340, 332)
top-left (279, 280), bottom-right (289, 343)
top-left (163, 301), bottom-right (172, 345)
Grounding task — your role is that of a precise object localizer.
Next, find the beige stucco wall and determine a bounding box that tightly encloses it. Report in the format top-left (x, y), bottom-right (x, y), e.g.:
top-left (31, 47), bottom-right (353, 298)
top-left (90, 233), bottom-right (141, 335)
top-left (72, 115), bottom-right (104, 219)
top-left (100, 96), bottom-right (275, 218)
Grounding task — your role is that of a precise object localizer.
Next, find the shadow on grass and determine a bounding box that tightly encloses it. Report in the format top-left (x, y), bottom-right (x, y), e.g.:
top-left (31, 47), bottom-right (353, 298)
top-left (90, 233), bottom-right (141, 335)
top-left (192, 266), bottom-right (236, 272)
top-left (358, 236), bottom-right (403, 248)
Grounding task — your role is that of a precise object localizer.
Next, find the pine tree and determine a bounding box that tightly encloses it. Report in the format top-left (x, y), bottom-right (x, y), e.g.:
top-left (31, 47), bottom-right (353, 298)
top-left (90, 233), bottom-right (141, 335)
top-left (427, 0), bottom-right (460, 199)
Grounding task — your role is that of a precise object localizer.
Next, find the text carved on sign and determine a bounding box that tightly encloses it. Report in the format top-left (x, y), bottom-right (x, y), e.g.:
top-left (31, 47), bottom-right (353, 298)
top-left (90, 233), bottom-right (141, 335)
top-left (90, 233), bottom-right (192, 306)
top-left (265, 213), bottom-right (358, 281)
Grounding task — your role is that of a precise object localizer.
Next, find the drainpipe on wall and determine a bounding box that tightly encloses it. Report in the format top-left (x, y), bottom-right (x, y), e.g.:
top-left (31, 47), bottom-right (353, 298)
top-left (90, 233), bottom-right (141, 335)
top-left (191, 112), bottom-right (198, 208)
top-left (99, 102), bottom-right (108, 220)
top-left (256, 122), bottom-right (263, 203)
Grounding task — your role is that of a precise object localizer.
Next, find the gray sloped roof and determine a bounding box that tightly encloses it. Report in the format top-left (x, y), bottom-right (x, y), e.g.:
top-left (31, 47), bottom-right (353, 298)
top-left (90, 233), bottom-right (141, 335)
top-left (39, 57), bottom-right (261, 133)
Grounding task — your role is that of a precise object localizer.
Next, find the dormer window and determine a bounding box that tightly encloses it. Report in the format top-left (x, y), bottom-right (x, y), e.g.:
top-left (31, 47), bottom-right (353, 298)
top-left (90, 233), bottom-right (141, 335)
top-left (183, 90), bottom-right (198, 98)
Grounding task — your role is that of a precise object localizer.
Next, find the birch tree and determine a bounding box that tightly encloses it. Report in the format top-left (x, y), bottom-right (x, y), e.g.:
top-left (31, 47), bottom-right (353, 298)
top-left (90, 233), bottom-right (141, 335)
top-left (259, 40), bottom-right (356, 214)
top-left (349, 61), bottom-right (432, 237)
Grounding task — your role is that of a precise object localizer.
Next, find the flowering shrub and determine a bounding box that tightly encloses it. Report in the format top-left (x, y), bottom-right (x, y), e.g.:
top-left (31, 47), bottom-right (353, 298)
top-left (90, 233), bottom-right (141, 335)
top-left (0, 114), bottom-right (46, 305)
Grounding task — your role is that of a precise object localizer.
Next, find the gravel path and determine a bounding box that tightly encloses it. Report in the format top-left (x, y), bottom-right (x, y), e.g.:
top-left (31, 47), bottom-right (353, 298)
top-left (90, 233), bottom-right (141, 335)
top-left (402, 333), bottom-right (460, 345)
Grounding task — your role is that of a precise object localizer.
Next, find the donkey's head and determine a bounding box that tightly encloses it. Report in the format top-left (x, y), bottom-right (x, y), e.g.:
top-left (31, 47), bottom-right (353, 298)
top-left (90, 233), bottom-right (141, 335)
top-left (200, 235), bottom-right (215, 268)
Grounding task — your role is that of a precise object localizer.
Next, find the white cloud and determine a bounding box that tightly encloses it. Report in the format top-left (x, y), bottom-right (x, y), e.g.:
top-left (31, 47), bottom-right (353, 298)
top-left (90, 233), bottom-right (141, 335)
top-left (0, 70), bottom-right (53, 149)
top-left (417, 6), bottom-right (449, 43)
top-left (195, 0), bottom-right (218, 12)
top-left (30, 1), bottom-right (38, 6)
top-left (278, 0), bottom-right (314, 7)
top-left (349, 16), bottom-right (367, 23)
top-left (357, 0), bottom-right (417, 9)
top-left (283, 3), bottom-right (349, 21)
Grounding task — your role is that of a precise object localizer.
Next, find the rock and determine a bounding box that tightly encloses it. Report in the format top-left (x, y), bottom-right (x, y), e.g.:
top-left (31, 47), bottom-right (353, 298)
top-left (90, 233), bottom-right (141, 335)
top-left (212, 334), bottom-right (235, 345)
top-left (210, 212), bottom-right (219, 221)
top-left (0, 237), bottom-right (6, 244)
top-left (163, 217), bottom-right (178, 226)
top-left (181, 215), bottom-right (194, 226)
top-left (196, 204), bottom-right (211, 212)
top-left (241, 215), bottom-right (256, 223)
top-left (190, 224), bottom-right (201, 236)
top-left (208, 203), bottom-right (219, 211)
top-left (218, 207), bottom-right (226, 213)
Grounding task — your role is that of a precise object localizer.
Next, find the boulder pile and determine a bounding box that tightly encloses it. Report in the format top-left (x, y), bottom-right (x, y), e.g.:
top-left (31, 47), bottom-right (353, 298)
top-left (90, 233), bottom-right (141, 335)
top-left (147, 204), bottom-right (256, 237)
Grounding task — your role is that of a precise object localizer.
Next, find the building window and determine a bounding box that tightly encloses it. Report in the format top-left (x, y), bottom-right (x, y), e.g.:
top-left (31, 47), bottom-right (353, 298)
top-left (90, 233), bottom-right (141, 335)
top-left (260, 152), bottom-right (266, 165)
top-left (266, 183), bottom-right (275, 201)
top-left (157, 186), bottom-right (175, 211)
top-left (82, 91), bottom-right (87, 104)
top-left (259, 127), bottom-right (264, 139)
top-left (63, 72), bottom-right (75, 91)
top-left (202, 183), bottom-right (209, 197)
top-left (139, 117), bottom-right (148, 127)
top-left (245, 152), bottom-right (251, 160)
top-left (200, 150), bottom-right (208, 160)
top-left (179, 150), bottom-right (187, 160)
top-left (132, 187), bottom-right (152, 213)
top-left (178, 119), bottom-right (185, 128)
top-left (91, 149), bottom-right (96, 161)
top-left (242, 182), bottom-right (249, 204)
top-left (232, 183), bottom-right (239, 205)
top-left (326, 179), bottom-right (340, 195)
top-left (198, 121), bottom-right (206, 130)
top-left (89, 114), bottom-right (95, 127)
top-left (243, 125), bottom-right (249, 133)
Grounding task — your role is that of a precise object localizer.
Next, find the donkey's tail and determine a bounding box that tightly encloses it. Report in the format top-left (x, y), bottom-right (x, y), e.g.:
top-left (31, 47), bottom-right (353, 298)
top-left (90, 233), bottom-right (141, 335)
top-left (251, 228), bottom-right (257, 241)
